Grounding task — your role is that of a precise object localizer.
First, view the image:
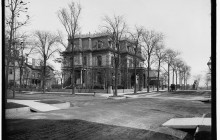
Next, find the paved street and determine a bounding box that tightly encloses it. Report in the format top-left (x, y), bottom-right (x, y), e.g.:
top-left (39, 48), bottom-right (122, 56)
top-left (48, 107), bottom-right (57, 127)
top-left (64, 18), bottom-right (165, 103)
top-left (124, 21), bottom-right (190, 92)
top-left (6, 90), bottom-right (211, 140)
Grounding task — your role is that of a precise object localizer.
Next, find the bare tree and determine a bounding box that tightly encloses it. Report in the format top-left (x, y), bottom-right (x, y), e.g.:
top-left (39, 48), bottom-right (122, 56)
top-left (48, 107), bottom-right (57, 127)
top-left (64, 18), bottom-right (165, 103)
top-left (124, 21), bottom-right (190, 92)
top-left (154, 44), bottom-right (166, 92)
top-left (142, 30), bottom-right (164, 93)
top-left (102, 15), bottom-right (127, 96)
top-left (128, 26), bottom-right (144, 94)
top-left (5, 0), bottom-right (30, 98)
top-left (16, 36), bottom-right (35, 93)
top-left (32, 31), bottom-right (60, 94)
top-left (57, 2), bottom-right (82, 95)
top-left (185, 68), bottom-right (191, 89)
top-left (181, 64), bottom-right (191, 90)
top-left (174, 58), bottom-right (184, 90)
top-left (57, 30), bottom-right (68, 49)
top-left (164, 49), bottom-right (179, 91)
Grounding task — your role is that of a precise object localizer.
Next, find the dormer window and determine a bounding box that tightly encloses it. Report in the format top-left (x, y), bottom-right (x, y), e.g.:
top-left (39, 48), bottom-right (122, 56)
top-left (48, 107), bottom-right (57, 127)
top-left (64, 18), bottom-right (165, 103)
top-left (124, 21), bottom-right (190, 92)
top-left (108, 39), bottom-right (112, 47)
top-left (98, 40), bottom-right (103, 49)
top-left (127, 45), bottom-right (130, 51)
top-left (93, 41), bottom-right (98, 48)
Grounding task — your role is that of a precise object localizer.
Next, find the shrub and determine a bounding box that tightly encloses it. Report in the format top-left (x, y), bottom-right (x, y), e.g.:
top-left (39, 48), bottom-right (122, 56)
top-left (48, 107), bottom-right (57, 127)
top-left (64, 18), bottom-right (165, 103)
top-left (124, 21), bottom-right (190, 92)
top-left (93, 85), bottom-right (104, 89)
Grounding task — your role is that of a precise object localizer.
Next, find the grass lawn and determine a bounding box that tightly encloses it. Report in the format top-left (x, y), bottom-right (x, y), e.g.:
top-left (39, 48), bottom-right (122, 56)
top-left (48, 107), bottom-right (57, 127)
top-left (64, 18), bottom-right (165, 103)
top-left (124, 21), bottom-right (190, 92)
top-left (6, 119), bottom-right (193, 140)
top-left (6, 102), bottom-right (28, 109)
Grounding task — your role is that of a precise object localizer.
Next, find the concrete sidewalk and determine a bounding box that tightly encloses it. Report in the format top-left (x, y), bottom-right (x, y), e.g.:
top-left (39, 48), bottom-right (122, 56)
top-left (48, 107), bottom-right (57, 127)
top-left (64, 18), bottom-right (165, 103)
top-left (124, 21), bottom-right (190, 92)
top-left (162, 117), bottom-right (211, 129)
top-left (8, 99), bottom-right (60, 112)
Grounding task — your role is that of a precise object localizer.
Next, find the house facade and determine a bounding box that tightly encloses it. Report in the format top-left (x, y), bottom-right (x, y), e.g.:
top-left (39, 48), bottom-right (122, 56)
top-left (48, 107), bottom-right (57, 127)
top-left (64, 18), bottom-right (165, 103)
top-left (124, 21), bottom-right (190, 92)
top-left (62, 33), bottom-right (155, 90)
top-left (8, 58), bottom-right (56, 89)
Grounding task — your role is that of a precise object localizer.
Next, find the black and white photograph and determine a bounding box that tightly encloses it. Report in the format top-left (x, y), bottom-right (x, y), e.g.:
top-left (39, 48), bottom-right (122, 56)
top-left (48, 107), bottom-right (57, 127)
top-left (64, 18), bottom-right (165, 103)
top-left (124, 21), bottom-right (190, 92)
top-left (4, 0), bottom-right (214, 139)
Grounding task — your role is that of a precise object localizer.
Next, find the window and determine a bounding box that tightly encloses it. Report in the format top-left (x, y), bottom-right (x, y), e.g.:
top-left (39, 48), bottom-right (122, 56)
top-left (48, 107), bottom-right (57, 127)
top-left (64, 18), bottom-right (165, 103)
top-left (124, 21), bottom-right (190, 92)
top-left (111, 56), bottom-right (114, 67)
top-left (108, 39), bottom-right (112, 47)
top-left (129, 59), bottom-right (132, 67)
top-left (83, 56), bottom-right (87, 66)
top-left (127, 45), bottom-right (130, 52)
top-left (94, 41), bottom-right (98, 48)
top-left (134, 48), bottom-right (137, 53)
top-left (97, 72), bottom-right (102, 84)
top-left (9, 69), bottom-right (13, 74)
top-left (97, 56), bottom-right (102, 66)
top-left (136, 61), bottom-right (139, 67)
top-left (118, 73), bottom-right (121, 85)
top-left (97, 40), bottom-right (104, 49)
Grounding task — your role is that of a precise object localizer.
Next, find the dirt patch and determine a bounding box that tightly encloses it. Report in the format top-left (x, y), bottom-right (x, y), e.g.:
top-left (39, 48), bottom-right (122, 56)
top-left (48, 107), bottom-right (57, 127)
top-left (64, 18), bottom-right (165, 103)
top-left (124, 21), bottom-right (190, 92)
top-left (6, 102), bottom-right (28, 109)
top-left (36, 100), bottom-right (65, 104)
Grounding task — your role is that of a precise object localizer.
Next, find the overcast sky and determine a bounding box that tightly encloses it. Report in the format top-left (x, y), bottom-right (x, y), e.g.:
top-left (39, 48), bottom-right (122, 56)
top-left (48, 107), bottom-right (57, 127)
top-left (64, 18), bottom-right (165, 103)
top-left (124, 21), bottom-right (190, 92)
top-left (23, 0), bottom-right (211, 86)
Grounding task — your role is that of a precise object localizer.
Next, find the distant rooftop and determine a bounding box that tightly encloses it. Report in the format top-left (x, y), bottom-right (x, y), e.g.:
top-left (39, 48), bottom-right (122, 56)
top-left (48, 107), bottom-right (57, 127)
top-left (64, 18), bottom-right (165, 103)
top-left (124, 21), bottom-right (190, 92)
top-left (74, 32), bottom-right (109, 39)
top-left (73, 32), bottom-right (131, 41)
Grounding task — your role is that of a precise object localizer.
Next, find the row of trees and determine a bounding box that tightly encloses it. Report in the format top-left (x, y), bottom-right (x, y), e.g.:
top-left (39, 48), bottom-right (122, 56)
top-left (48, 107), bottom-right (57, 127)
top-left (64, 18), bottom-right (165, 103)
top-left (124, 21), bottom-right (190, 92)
top-left (5, 1), bottom-right (191, 97)
top-left (56, 2), bottom-right (192, 96)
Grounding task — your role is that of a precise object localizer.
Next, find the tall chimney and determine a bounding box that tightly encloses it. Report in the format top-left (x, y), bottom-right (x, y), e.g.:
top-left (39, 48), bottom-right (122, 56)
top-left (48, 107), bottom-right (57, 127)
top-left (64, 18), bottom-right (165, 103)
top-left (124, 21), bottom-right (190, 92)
top-left (32, 58), bottom-right (35, 68)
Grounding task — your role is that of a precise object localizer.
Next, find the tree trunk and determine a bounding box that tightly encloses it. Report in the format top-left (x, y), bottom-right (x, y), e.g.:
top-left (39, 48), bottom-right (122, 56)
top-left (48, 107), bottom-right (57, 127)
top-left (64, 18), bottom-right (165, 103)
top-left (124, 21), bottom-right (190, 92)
top-left (157, 60), bottom-right (160, 92)
top-left (172, 68), bottom-right (174, 84)
top-left (147, 57), bottom-right (150, 93)
top-left (168, 63), bottom-right (170, 92)
top-left (114, 43), bottom-right (120, 96)
top-left (184, 72), bottom-right (186, 90)
top-left (19, 66), bottom-right (22, 93)
top-left (43, 58), bottom-right (46, 94)
top-left (26, 73), bottom-right (28, 87)
top-left (71, 40), bottom-right (75, 95)
top-left (6, 11), bottom-right (15, 100)
top-left (175, 71), bottom-right (178, 91)
top-left (114, 65), bottom-right (118, 96)
top-left (134, 52), bottom-right (137, 94)
top-left (61, 78), bottom-right (63, 88)
top-left (13, 60), bottom-right (16, 98)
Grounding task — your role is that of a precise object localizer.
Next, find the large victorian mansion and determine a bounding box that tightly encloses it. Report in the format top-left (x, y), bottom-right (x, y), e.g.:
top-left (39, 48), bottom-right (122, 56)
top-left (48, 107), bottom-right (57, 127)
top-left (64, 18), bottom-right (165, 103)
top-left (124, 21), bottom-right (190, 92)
top-left (62, 33), bottom-right (158, 90)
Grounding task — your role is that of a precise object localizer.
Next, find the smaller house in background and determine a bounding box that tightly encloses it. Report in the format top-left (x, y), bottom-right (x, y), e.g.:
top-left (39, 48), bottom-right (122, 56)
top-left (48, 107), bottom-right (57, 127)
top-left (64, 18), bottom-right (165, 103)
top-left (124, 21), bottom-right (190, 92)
top-left (23, 58), bottom-right (56, 89)
top-left (145, 69), bottom-right (164, 89)
top-left (8, 58), bottom-right (56, 89)
top-left (8, 61), bottom-right (22, 87)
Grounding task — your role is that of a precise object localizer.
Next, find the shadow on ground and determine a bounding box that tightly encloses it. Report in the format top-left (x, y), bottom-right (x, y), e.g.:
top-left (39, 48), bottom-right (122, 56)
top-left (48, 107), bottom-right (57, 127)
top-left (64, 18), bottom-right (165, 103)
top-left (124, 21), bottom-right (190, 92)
top-left (6, 119), bottom-right (193, 140)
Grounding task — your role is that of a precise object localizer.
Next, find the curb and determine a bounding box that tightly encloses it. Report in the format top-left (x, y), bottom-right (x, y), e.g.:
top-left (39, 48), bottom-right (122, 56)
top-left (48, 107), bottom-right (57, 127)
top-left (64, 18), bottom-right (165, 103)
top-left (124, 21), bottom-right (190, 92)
top-left (6, 107), bottom-right (30, 114)
top-left (108, 96), bottom-right (127, 100)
